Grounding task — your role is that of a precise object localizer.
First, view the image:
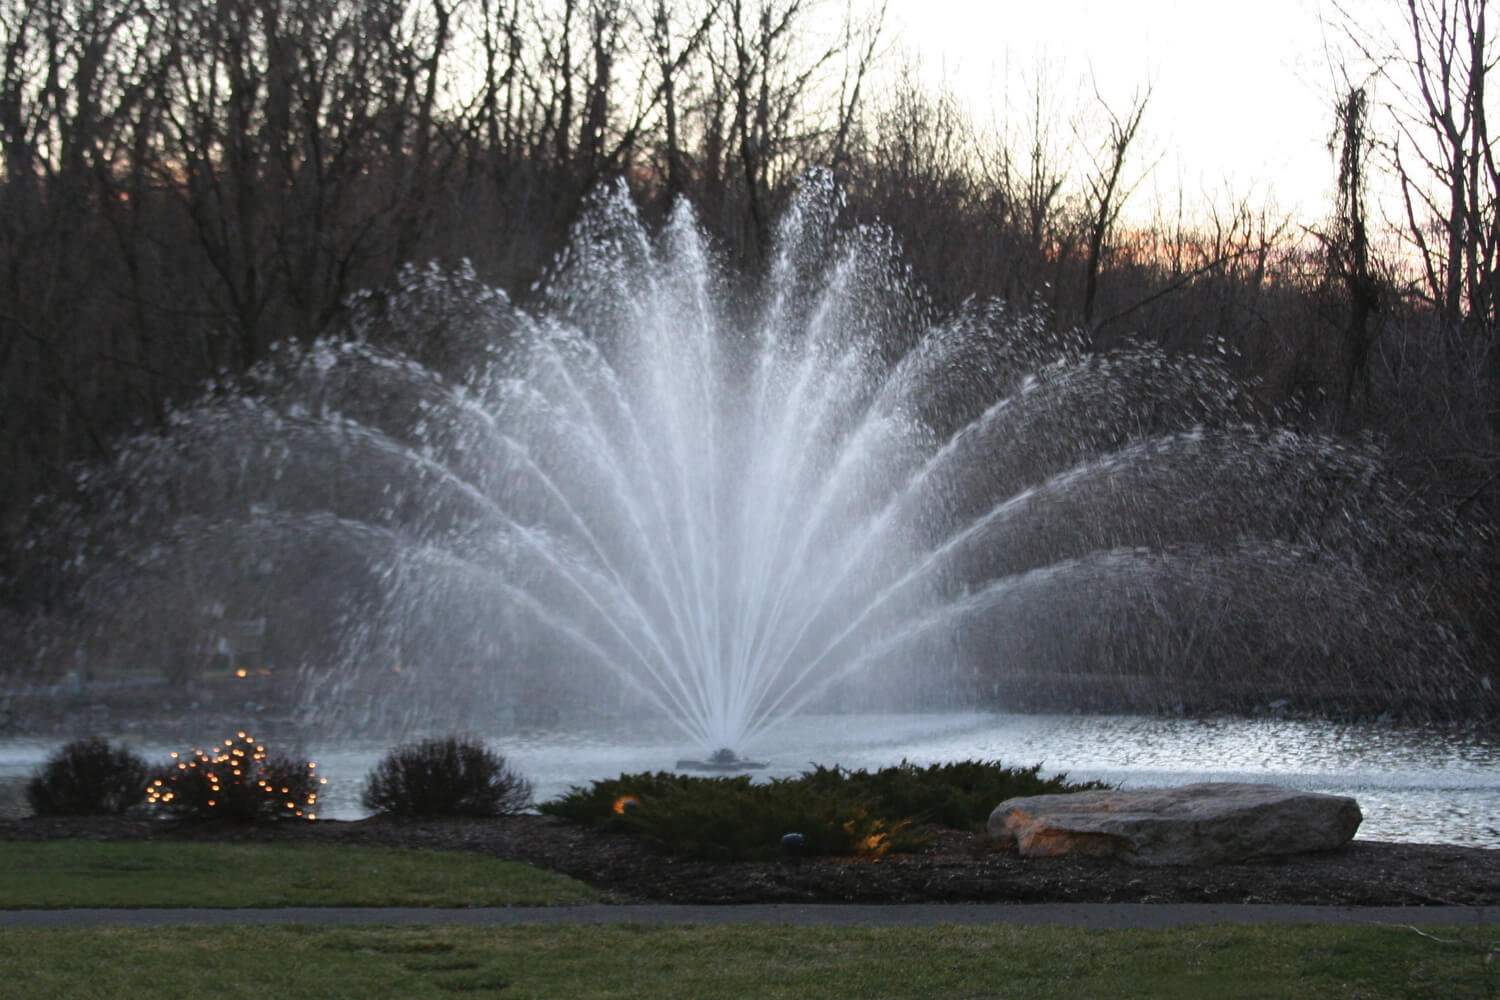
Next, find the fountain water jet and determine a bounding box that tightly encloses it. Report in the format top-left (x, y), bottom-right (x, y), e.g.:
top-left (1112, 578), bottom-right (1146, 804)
top-left (22, 174), bottom-right (1489, 752)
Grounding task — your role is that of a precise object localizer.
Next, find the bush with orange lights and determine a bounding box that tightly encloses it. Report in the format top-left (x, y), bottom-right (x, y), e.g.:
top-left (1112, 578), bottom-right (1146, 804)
top-left (145, 732), bottom-right (323, 822)
top-left (26, 737), bottom-right (149, 816)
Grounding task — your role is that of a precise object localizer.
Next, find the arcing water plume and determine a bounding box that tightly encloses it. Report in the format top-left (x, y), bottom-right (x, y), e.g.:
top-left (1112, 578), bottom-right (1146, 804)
top-left (20, 174), bottom-right (1492, 749)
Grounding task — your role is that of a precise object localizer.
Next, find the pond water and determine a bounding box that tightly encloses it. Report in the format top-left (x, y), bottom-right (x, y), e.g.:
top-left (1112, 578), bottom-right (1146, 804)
top-left (3, 712), bottom-right (1497, 848)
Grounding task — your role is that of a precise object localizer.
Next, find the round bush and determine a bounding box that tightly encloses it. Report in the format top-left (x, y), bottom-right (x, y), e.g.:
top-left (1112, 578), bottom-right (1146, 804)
top-left (26, 737), bottom-right (149, 816)
top-left (361, 737), bottom-right (534, 817)
top-left (146, 732), bottom-right (322, 823)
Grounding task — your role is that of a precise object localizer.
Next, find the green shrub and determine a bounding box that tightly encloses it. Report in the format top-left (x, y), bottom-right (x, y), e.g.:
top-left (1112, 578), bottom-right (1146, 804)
top-left (26, 737), bottom-right (149, 816)
top-left (147, 732), bottom-right (322, 822)
top-left (540, 771), bottom-right (734, 832)
top-left (542, 770), bottom-right (926, 861)
top-left (361, 737), bottom-right (533, 817)
top-left (540, 759), bottom-right (1108, 861)
top-left (797, 760), bottom-right (1107, 831)
top-left (623, 777), bottom-right (928, 861)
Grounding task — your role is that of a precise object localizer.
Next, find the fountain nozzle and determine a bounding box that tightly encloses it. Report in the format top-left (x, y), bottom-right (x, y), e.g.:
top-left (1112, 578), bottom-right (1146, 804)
top-left (675, 747), bottom-right (769, 772)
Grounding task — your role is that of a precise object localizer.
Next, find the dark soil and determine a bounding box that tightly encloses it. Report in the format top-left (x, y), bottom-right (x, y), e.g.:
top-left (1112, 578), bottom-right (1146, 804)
top-left (5, 813), bottom-right (1499, 907)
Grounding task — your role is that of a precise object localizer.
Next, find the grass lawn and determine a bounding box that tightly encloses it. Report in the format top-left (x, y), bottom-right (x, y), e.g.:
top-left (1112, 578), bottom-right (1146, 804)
top-left (1, 841), bottom-right (1496, 997)
top-left (0, 841), bottom-right (606, 908)
top-left (0, 922), bottom-right (1496, 999)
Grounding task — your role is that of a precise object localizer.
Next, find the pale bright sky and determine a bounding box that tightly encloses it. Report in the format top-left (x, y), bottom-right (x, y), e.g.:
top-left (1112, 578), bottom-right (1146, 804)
top-left (883, 0), bottom-right (1343, 223)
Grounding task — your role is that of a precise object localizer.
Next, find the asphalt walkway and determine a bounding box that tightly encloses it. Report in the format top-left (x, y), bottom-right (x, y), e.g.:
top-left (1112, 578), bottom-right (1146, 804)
top-left (2, 903), bottom-right (1494, 930)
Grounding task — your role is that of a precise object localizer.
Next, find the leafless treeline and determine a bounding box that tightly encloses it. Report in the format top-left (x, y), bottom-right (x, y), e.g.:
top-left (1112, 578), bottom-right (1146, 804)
top-left (0, 0), bottom-right (884, 530)
top-left (1, 0), bottom-right (1497, 605)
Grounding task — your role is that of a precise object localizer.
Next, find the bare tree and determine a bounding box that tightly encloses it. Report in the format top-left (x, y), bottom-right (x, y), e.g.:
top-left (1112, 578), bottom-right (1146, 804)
top-left (1078, 84), bottom-right (1152, 328)
top-left (1330, 0), bottom-right (1500, 496)
top-left (1390, 0), bottom-right (1498, 336)
top-left (1019, 72), bottom-right (1071, 269)
top-left (1317, 85), bottom-right (1385, 410)
top-left (1334, 5), bottom-right (1497, 361)
top-left (828, 0), bottom-right (885, 172)
top-left (711, 0), bottom-right (855, 259)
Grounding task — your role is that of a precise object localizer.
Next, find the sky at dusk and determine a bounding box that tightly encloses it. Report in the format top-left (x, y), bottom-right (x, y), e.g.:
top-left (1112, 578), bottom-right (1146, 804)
top-left (883, 0), bottom-right (1347, 223)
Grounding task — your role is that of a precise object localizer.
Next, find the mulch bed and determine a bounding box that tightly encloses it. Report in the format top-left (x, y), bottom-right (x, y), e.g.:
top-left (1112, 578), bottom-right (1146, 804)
top-left (5, 813), bottom-right (1499, 907)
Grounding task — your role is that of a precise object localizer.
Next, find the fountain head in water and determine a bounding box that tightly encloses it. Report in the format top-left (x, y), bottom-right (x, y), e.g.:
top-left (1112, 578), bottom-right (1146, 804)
top-left (25, 173), bottom-right (1490, 751)
top-left (674, 748), bottom-right (769, 772)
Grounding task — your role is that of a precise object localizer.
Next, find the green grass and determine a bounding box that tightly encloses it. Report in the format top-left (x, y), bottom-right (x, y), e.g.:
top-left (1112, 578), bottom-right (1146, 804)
top-left (0, 841), bottom-right (605, 908)
top-left (0, 922), bottom-right (1495, 999)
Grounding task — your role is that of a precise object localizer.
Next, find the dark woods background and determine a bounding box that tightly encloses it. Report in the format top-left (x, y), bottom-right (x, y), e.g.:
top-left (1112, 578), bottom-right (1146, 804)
top-left (2, 0), bottom-right (1497, 629)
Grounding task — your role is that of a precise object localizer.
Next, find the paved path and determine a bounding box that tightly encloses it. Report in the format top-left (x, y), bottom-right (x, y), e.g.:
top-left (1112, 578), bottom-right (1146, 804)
top-left (3, 904), bottom-right (1495, 930)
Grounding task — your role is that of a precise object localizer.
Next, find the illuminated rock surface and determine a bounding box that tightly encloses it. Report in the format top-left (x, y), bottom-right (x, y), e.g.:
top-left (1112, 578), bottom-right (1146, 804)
top-left (988, 782), bottom-right (1362, 865)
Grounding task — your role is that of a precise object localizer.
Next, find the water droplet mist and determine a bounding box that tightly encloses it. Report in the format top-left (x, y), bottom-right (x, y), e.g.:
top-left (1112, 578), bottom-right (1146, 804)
top-left (51, 176), bottom-right (1486, 752)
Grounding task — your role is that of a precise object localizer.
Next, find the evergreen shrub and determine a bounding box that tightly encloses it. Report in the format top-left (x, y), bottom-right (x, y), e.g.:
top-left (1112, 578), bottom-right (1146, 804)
top-left (540, 760), bottom-right (1108, 861)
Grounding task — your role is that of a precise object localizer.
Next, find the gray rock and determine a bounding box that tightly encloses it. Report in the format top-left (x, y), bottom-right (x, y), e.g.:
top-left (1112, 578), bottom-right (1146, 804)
top-left (988, 782), bottom-right (1362, 865)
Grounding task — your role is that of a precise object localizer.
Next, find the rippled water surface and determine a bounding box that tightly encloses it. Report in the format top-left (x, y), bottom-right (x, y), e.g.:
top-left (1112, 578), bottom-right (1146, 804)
top-left (3, 713), bottom-right (1496, 847)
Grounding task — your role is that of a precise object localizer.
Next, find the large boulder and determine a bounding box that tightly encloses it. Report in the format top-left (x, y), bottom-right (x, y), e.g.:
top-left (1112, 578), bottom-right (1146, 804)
top-left (988, 782), bottom-right (1361, 865)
